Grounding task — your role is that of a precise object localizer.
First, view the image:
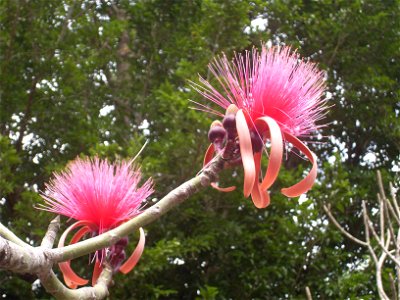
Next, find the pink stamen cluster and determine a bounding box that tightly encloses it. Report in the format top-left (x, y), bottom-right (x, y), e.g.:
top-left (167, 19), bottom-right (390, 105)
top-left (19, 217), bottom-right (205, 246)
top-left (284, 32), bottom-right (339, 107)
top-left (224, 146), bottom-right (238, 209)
top-left (40, 156), bottom-right (153, 288)
top-left (41, 157), bottom-right (153, 234)
top-left (194, 45), bottom-right (328, 207)
top-left (193, 45), bottom-right (327, 137)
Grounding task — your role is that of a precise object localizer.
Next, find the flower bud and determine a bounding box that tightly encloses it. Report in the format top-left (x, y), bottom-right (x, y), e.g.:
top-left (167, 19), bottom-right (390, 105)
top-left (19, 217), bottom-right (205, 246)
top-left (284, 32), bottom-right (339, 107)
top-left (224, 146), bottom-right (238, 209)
top-left (250, 130), bottom-right (264, 153)
top-left (116, 237), bottom-right (129, 248)
top-left (210, 120), bottom-right (223, 128)
top-left (208, 123), bottom-right (226, 143)
top-left (222, 114), bottom-right (236, 130)
top-left (110, 250), bottom-right (127, 273)
top-left (225, 104), bottom-right (239, 115)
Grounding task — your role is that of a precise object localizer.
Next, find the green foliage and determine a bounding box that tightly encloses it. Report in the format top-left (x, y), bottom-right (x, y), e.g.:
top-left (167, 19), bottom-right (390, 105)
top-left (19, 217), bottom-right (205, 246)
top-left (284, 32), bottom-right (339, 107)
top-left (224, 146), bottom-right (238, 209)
top-left (0, 135), bottom-right (21, 195)
top-left (0, 0), bottom-right (398, 299)
top-left (196, 285), bottom-right (219, 300)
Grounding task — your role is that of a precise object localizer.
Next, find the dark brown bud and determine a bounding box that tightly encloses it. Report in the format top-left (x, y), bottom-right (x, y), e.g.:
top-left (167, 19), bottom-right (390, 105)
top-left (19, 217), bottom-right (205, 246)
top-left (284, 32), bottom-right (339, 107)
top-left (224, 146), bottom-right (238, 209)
top-left (250, 130), bottom-right (264, 153)
top-left (110, 250), bottom-right (127, 273)
top-left (116, 237), bottom-right (129, 248)
top-left (208, 125), bottom-right (226, 142)
top-left (222, 114), bottom-right (236, 130)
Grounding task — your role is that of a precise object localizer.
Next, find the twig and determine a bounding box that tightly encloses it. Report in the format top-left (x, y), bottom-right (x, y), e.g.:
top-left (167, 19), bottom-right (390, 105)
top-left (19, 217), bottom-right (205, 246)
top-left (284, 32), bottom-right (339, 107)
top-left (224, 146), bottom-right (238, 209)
top-left (389, 182), bottom-right (400, 224)
top-left (377, 171), bottom-right (387, 200)
top-left (362, 200), bottom-right (389, 300)
top-left (365, 207), bottom-right (400, 267)
top-left (380, 192), bottom-right (385, 242)
top-left (38, 270), bottom-right (69, 299)
top-left (382, 193), bottom-right (398, 241)
top-left (39, 261), bottom-right (113, 300)
top-left (0, 222), bottom-right (32, 248)
top-left (397, 228), bottom-right (400, 300)
top-left (382, 191), bottom-right (400, 225)
top-left (362, 201), bottom-right (378, 264)
top-left (305, 286), bottom-right (313, 300)
top-left (323, 204), bottom-right (367, 246)
top-left (389, 273), bottom-right (398, 300)
top-left (375, 234), bottom-right (391, 300)
top-left (325, 171), bottom-right (400, 299)
top-left (41, 216), bottom-right (61, 249)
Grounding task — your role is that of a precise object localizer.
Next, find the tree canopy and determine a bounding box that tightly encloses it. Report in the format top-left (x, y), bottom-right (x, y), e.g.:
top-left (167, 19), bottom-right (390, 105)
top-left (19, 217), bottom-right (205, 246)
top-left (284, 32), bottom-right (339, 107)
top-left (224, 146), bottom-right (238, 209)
top-left (0, 0), bottom-right (399, 299)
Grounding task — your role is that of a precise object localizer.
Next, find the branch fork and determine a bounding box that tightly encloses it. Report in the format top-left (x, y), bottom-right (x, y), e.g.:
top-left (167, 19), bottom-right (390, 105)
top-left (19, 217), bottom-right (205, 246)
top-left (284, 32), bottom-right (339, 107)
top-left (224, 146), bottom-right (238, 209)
top-left (0, 153), bottom-right (226, 299)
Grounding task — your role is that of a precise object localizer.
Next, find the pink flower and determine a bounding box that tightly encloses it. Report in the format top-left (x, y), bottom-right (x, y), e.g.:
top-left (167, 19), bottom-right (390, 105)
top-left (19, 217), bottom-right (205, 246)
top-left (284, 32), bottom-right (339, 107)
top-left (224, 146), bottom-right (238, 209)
top-left (40, 157), bottom-right (153, 289)
top-left (193, 45), bottom-right (327, 208)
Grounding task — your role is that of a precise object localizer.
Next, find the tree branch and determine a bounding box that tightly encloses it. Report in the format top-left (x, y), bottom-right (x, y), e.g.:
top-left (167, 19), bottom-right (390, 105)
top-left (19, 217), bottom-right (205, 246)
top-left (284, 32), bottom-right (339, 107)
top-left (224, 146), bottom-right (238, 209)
top-left (41, 216), bottom-right (61, 249)
top-left (305, 286), bottom-right (313, 300)
top-left (0, 153), bottom-right (225, 299)
top-left (0, 237), bottom-right (52, 273)
top-left (39, 262), bottom-right (113, 300)
top-left (0, 222), bottom-right (32, 248)
top-left (323, 204), bottom-right (368, 246)
top-left (51, 154), bottom-right (224, 263)
top-left (375, 234), bottom-right (391, 300)
top-left (325, 171), bottom-right (399, 299)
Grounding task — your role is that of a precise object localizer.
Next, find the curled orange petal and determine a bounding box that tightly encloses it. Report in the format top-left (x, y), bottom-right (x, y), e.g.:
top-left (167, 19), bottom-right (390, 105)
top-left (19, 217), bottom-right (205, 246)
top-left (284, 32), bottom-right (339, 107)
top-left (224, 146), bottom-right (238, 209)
top-left (281, 133), bottom-right (318, 197)
top-left (250, 152), bottom-right (270, 208)
top-left (91, 258), bottom-right (103, 286)
top-left (203, 141), bottom-right (236, 192)
top-left (254, 116), bottom-right (283, 190)
top-left (236, 109), bottom-right (256, 197)
top-left (58, 221), bottom-right (93, 288)
top-left (58, 262), bottom-right (86, 289)
top-left (70, 226), bottom-right (91, 244)
top-left (203, 143), bottom-right (215, 167)
top-left (251, 182), bottom-right (271, 209)
top-left (119, 227), bottom-right (146, 274)
top-left (211, 182), bottom-right (236, 192)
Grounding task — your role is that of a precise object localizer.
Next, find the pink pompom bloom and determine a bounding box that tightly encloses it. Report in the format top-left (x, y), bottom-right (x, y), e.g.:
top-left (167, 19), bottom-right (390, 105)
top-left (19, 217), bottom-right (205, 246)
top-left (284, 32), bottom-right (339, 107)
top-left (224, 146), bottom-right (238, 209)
top-left (39, 156), bottom-right (153, 289)
top-left (192, 45), bottom-right (328, 208)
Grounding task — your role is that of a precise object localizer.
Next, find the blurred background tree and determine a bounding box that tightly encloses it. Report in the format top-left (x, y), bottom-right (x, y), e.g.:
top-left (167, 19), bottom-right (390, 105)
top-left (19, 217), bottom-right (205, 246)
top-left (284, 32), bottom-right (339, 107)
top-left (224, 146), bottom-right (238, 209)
top-left (0, 0), bottom-right (398, 299)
